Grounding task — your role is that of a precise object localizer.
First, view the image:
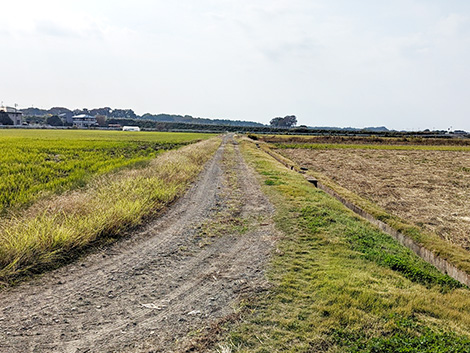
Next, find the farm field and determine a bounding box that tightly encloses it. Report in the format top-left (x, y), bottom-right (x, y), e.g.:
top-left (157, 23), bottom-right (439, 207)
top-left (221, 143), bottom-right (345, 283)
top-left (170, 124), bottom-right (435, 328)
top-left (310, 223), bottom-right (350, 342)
top-left (258, 134), bottom-right (470, 148)
top-left (2, 134), bottom-right (470, 352)
top-left (0, 129), bottom-right (213, 213)
top-left (277, 147), bottom-right (470, 251)
top-left (0, 130), bottom-right (218, 281)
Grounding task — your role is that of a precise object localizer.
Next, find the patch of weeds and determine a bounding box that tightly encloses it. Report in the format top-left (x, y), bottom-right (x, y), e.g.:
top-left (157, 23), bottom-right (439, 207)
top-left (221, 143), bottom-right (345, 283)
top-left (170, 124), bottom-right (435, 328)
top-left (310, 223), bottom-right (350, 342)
top-left (299, 202), bottom-right (461, 290)
top-left (344, 224), bottom-right (461, 290)
top-left (199, 215), bottom-right (249, 239)
top-left (198, 142), bottom-right (252, 239)
top-left (264, 176), bottom-right (285, 186)
top-left (300, 205), bottom-right (337, 232)
top-left (181, 311), bottom-right (244, 353)
top-left (300, 204), bottom-right (460, 289)
top-left (332, 315), bottom-right (470, 352)
top-left (458, 166), bottom-right (470, 173)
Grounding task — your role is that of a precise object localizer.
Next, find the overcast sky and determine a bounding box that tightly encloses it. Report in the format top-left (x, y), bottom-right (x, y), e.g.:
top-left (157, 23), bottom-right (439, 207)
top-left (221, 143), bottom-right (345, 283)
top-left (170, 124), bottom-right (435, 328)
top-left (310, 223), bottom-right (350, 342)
top-left (2, 0), bottom-right (470, 130)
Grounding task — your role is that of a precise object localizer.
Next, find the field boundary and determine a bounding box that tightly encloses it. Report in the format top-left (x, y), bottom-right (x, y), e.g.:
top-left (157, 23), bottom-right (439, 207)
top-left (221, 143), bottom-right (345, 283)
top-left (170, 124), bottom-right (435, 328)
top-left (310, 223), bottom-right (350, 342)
top-left (255, 141), bottom-right (470, 287)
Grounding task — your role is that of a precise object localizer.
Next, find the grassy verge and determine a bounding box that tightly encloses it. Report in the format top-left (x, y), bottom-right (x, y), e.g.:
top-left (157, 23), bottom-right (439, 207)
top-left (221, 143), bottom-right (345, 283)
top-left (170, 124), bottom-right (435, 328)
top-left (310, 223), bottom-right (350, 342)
top-left (217, 139), bottom-right (470, 352)
top-left (0, 137), bottom-right (221, 284)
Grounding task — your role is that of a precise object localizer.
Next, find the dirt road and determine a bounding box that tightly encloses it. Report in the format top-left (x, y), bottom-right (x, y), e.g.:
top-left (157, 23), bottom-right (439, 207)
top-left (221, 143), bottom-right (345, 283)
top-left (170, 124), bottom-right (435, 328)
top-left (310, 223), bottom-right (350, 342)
top-left (0, 136), bottom-right (276, 353)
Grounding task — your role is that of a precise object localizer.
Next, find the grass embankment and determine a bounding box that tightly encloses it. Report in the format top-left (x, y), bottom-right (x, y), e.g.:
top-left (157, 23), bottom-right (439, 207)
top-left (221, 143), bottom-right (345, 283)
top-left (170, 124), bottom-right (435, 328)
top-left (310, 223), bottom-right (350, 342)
top-left (0, 137), bottom-right (220, 284)
top-left (0, 129), bottom-right (213, 213)
top-left (218, 139), bottom-right (470, 352)
top-left (267, 144), bottom-right (470, 277)
top-left (277, 146), bottom-right (470, 253)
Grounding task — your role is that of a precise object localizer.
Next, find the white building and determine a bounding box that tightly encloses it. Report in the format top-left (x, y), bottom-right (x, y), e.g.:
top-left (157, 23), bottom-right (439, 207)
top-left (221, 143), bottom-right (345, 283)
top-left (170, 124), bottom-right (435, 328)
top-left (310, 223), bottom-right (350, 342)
top-left (0, 106), bottom-right (23, 125)
top-left (72, 114), bottom-right (98, 128)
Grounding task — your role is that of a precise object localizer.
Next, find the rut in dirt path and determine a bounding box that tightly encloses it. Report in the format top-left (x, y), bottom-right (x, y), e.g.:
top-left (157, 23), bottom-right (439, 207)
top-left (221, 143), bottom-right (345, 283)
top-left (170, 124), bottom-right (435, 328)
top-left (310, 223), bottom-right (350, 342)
top-left (0, 135), bottom-right (276, 353)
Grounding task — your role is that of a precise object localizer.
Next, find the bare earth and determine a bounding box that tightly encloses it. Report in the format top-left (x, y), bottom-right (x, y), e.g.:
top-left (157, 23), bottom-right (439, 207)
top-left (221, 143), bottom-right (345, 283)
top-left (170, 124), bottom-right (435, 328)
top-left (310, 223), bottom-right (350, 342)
top-left (0, 136), bottom-right (276, 353)
top-left (280, 148), bottom-right (470, 250)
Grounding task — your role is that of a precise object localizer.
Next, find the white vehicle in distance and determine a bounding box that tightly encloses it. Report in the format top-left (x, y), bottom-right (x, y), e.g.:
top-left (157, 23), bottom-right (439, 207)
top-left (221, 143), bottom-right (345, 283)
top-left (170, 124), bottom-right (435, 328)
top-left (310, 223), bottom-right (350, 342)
top-left (122, 126), bottom-right (141, 132)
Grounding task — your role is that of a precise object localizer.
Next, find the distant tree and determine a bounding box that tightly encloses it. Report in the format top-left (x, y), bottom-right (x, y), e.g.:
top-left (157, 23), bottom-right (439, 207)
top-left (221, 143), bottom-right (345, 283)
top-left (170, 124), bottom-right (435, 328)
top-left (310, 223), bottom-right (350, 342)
top-left (46, 115), bottom-right (63, 126)
top-left (269, 117), bottom-right (284, 127)
top-left (95, 115), bottom-right (107, 126)
top-left (90, 107), bottom-right (112, 116)
top-left (111, 109), bottom-right (136, 119)
top-left (270, 115), bottom-right (297, 128)
top-left (283, 115), bottom-right (297, 127)
top-left (49, 107), bottom-right (72, 115)
top-left (73, 108), bottom-right (91, 116)
top-left (0, 111), bottom-right (13, 125)
top-left (24, 116), bottom-right (46, 125)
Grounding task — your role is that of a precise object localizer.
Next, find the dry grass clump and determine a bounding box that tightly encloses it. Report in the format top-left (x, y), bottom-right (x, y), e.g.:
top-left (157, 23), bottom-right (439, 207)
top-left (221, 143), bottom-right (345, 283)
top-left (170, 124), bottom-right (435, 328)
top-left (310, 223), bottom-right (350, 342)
top-left (281, 148), bottom-right (470, 250)
top-left (0, 138), bottom-right (220, 282)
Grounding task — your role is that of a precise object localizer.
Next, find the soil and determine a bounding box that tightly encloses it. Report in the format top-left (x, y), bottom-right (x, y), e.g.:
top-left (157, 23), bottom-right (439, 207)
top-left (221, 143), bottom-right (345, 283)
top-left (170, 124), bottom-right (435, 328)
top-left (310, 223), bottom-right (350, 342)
top-left (0, 135), bottom-right (276, 353)
top-left (280, 148), bottom-right (470, 250)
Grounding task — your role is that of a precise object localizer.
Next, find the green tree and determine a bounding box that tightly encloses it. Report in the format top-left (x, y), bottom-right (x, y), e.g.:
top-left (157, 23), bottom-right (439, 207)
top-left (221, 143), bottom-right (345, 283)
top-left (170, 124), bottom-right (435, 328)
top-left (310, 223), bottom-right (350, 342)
top-left (283, 115), bottom-right (297, 127)
top-left (270, 115), bottom-right (297, 128)
top-left (269, 117), bottom-right (284, 127)
top-left (46, 115), bottom-right (64, 126)
top-left (95, 115), bottom-right (107, 126)
top-left (0, 111), bottom-right (13, 125)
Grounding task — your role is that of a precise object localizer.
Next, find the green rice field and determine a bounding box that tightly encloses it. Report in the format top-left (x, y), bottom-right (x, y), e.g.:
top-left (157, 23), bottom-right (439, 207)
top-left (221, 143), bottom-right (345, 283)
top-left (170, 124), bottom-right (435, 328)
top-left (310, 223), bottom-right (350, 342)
top-left (0, 129), bottom-right (213, 213)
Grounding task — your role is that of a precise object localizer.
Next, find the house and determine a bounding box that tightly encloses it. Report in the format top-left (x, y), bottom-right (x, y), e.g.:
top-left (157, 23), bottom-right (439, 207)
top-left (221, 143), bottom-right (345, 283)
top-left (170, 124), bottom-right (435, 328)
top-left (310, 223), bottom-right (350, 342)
top-left (72, 114), bottom-right (98, 128)
top-left (0, 106), bottom-right (23, 125)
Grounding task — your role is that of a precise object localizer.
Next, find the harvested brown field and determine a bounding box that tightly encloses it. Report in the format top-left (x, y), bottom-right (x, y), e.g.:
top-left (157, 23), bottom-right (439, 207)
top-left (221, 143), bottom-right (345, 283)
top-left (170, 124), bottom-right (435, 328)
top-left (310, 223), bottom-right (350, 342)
top-left (279, 147), bottom-right (470, 250)
top-left (260, 134), bottom-right (470, 146)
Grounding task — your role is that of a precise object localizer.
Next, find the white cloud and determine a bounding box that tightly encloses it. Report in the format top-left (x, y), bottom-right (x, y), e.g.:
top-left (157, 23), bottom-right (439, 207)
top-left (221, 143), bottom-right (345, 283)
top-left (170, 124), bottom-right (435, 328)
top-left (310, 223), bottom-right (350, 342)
top-left (0, 2), bottom-right (136, 42)
top-left (436, 13), bottom-right (469, 36)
